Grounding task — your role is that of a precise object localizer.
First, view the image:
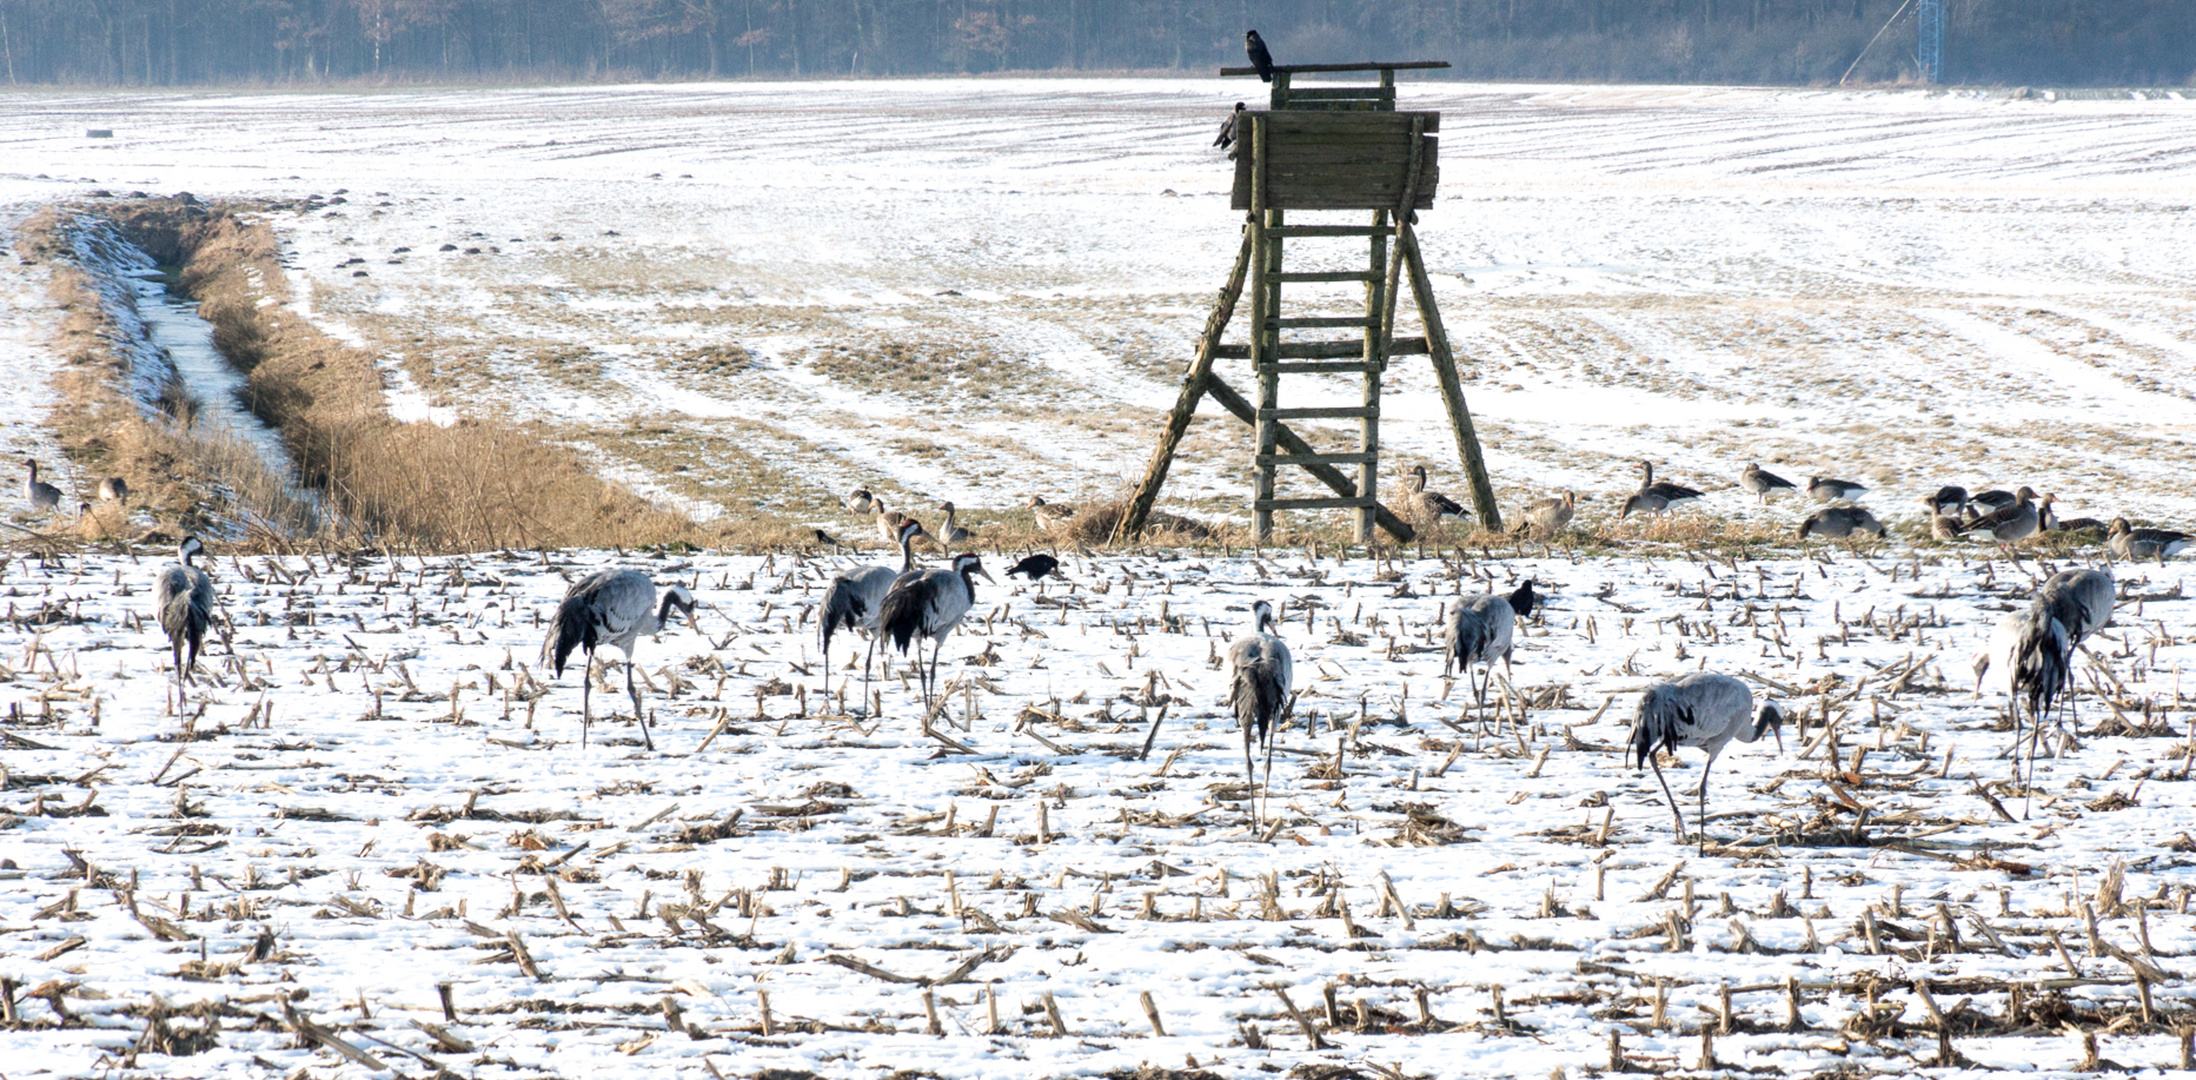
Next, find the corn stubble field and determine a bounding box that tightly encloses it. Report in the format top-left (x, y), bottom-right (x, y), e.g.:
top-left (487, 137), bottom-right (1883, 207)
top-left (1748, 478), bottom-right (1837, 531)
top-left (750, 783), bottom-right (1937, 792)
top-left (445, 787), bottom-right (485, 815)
top-left (2, 82), bottom-right (2196, 1080)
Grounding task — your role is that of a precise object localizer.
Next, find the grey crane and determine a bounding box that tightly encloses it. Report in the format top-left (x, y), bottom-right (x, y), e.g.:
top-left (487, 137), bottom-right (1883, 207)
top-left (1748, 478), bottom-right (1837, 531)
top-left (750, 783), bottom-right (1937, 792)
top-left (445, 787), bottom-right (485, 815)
top-left (23, 458), bottom-right (60, 512)
top-left (1625, 672), bottom-right (1784, 851)
top-left (879, 552), bottom-right (993, 708)
top-left (1796, 504), bottom-right (1885, 540)
top-left (1806, 475), bottom-right (1868, 503)
top-left (1443, 579), bottom-right (1538, 739)
top-left (543, 569), bottom-right (698, 750)
top-left (1739, 463), bottom-right (1796, 504)
top-left (2108, 517), bottom-right (2191, 564)
top-left (938, 501), bottom-right (974, 546)
top-left (2037, 567), bottom-right (2113, 648)
top-left (1227, 599), bottom-right (1293, 824)
top-left (1406, 465), bottom-right (1465, 526)
top-left (154, 535), bottom-right (216, 692)
top-left (2004, 567), bottom-right (2111, 812)
top-left (820, 519), bottom-right (924, 701)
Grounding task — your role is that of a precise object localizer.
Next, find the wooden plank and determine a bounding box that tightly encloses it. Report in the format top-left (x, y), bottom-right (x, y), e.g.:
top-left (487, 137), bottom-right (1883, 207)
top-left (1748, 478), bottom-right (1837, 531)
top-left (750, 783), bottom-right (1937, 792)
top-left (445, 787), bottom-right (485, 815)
top-left (1283, 89), bottom-right (1396, 102)
top-left (1115, 225), bottom-right (1256, 541)
top-left (1257, 496), bottom-right (1377, 511)
top-left (1205, 375), bottom-right (1415, 542)
top-left (1257, 452), bottom-right (1377, 466)
top-left (1264, 406), bottom-right (1376, 420)
top-left (1223, 60), bottom-right (1450, 75)
top-left (1265, 361), bottom-right (1380, 375)
top-left (1212, 336), bottom-right (1425, 360)
top-left (1276, 271), bottom-right (1375, 283)
top-left (1399, 221), bottom-right (1501, 531)
top-left (1274, 316), bottom-right (1376, 329)
top-left (1261, 110), bottom-right (1440, 133)
top-left (1266, 225), bottom-right (1384, 237)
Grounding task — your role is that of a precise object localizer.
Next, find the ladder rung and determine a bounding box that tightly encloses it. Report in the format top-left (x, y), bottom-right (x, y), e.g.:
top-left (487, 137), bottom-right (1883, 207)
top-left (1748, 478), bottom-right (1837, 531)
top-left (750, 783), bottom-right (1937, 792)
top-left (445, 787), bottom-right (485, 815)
top-left (1256, 496), bottom-right (1376, 511)
top-left (1211, 336), bottom-right (1425, 361)
top-left (1263, 406), bottom-right (1377, 420)
top-left (1265, 361), bottom-right (1378, 375)
top-left (1276, 271), bottom-right (1376, 283)
top-left (1266, 225), bottom-right (1385, 238)
top-left (1258, 452), bottom-right (1376, 466)
top-left (1274, 316), bottom-right (1378, 329)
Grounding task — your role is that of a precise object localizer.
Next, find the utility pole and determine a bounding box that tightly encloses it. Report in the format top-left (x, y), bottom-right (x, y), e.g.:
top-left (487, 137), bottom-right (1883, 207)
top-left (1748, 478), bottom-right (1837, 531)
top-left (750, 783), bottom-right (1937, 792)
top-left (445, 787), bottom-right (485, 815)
top-left (1918, 0), bottom-right (1944, 83)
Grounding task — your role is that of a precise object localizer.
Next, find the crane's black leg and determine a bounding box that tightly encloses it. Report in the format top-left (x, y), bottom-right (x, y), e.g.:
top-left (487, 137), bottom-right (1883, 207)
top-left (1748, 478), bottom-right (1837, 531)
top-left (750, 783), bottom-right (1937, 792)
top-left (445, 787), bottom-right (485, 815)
top-left (1648, 756), bottom-right (1685, 844)
top-left (628, 656), bottom-right (652, 751)
top-left (580, 654), bottom-right (593, 748)
top-left (1696, 758), bottom-right (1712, 855)
top-left (861, 636), bottom-right (877, 716)
top-left (1243, 721), bottom-right (1257, 827)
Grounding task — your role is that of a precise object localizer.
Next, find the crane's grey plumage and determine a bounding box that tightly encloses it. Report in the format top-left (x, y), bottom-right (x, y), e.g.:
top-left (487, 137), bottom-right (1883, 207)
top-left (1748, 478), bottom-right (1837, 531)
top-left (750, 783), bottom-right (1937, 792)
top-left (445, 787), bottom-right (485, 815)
top-left (1806, 475), bottom-right (1868, 503)
top-left (1444, 580), bottom-right (1537, 740)
top-left (1625, 672), bottom-right (1784, 850)
top-left (2005, 602), bottom-right (2072, 813)
top-left (154, 535), bottom-right (215, 690)
top-left (879, 552), bottom-right (993, 708)
top-left (2108, 517), bottom-right (2191, 564)
top-left (2037, 567), bottom-right (2113, 650)
top-left (820, 519), bottom-right (922, 701)
top-left (1227, 599), bottom-right (1292, 823)
top-left (1971, 609), bottom-right (2026, 702)
top-left (543, 569), bottom-right (697, 750)
top-left (1739, 463), bottom-right (1795, 504)
top-left (23, 458), bottom-right (60, 512)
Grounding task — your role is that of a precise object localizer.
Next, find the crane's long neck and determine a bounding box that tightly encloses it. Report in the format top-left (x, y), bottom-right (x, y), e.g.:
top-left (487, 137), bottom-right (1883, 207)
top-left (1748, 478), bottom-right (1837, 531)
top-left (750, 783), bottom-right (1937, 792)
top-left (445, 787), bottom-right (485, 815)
top-left (956, 567), bottom-right (980, 604)
top-left (654, 591), bottom-right (689, 633)
top-left (899, 528), bottom-right (916, 571)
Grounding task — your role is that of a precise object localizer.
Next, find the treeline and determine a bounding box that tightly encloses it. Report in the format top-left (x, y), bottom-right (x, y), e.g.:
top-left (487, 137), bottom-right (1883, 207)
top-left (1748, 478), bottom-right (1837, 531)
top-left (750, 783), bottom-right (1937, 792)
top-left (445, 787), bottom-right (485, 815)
top-left (0, 0), bottom-right (2188, 88)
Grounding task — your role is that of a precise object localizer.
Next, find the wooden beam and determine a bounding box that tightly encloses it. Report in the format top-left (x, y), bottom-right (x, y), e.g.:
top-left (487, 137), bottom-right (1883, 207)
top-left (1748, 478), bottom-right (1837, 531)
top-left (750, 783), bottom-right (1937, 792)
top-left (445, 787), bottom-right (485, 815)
top-left (1399, 222), bottom-right (1501, 531)
top-left (1205, 374), bottom-right (1416, 542)
top-left (1221, 60), bottom-right (1451, 75)
top-left (1114, 225), bottom-right (1255, 542)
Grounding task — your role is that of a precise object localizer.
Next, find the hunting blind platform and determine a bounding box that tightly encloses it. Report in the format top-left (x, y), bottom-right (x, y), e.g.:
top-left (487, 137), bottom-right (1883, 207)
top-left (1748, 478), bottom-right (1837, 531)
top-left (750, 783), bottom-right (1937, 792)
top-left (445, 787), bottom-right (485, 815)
top-left (1117, 60), bottom-right (1499, 544)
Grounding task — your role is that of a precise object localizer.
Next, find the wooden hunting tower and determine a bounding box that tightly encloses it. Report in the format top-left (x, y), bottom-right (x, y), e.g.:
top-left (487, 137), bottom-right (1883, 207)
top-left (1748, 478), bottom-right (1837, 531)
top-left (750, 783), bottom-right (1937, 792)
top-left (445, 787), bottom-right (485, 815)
top-left (1117, 60), bottom-right (1499, 544)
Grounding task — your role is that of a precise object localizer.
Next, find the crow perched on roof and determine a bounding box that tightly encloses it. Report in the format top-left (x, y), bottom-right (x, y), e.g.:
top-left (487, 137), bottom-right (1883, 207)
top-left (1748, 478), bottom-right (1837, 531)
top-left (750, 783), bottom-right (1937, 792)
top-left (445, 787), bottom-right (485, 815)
top-left (1214, 101), bottom-right (1246, 150)
top-left (1245, 31), bottom-right (1274, 82)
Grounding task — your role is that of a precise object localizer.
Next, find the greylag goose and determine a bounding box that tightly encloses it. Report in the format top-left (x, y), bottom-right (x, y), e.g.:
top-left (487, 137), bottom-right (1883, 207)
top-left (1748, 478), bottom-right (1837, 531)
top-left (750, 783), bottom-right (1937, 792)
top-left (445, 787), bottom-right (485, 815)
top-left (1513, 490), bottom-right (1575, 538)
top-left (1739, 463), bottom-right (1796, 504)
top-left (1916, 495), bottom-right (1965, 541)
top-left (1406, 465), bottom-right (1466, 525)
top-left (1027, 495), bottom-right (1076, 523)
top-left (1958, 487), bottom-right (2042, 550)
top-left (2107, 518), bottom-right (2191, 564)
top-left (1929, 485), bottom-right (1969, 516)
top-left (1806, 475), bottom-right (1868, 503)
top-left (1796, 504), bottom-right (1885, 540)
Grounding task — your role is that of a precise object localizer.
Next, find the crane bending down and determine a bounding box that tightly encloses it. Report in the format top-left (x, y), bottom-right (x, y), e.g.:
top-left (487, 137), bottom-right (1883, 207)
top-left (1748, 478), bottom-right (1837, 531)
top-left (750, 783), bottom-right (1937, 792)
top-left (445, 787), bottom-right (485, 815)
top-left (878, 552), bottom-right (993, 709)
top-left (1443, 579), bottom-right (1537, 741)
top-left (544, 570), bottom-right (698, 750)
top-left (2005, 567), bottom-right (2113, 808)
top-left (819, 519), bottom-right (923, 702)
top-left (1227, 599), bottom-right (1293, 825)
top-left (155, 535), bottom-right (215, 694)
top-left (1626, 672), bottom-right (1784, 851)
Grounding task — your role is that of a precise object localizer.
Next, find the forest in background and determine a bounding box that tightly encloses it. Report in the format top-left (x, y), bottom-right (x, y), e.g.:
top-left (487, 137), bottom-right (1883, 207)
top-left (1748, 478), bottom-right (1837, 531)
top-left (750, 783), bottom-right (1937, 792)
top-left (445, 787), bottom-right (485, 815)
top-left (0, 1), bottom-right (2188, 88)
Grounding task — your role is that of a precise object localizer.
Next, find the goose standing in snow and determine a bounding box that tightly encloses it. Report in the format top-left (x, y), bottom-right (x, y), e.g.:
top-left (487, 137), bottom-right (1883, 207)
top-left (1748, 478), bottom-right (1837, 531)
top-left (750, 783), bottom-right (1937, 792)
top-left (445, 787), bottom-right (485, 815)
top-left (1806, 475), bottom-right (1868, 503)
top-left (1623, 460), bottom-right (1700, 519)
top-left (1739, 463), bottom-right (1796, 504)
top-left (874, 499), bottom-right (929, 547)
top-left (155, 535), bottom-right (216, 693)
top-left (1796, 504), bottom-right (1885, 540)
top-left (2108, 518), bottom-right (2191, 564)
top-left (1625, 672), bottom-right (1784, 851)
top-left (22, 458), bottom-right (60, 512)
top-left (843, 487), bottom-right (875, 515)
top-left (1959, 487), bottom-right (2043, 552)
top-left (1443, 580), bottom-right (1537, 740)
top-left (1227, 599), bottom-right (1293, 823)
top-left (879, 552), bottom-right (993, 708)
top-left (1405, 465), bottom-right (1466, 526)
top-left (544, 570), bottom-right (698, 750)
top-left (820, 519), bottom-right (924, 701)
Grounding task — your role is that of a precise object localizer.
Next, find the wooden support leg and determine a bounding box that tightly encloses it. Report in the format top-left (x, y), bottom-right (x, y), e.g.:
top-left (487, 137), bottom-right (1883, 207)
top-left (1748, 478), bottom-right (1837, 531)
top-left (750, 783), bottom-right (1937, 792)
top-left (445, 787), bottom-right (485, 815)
top-left (1252, 208), bottom-right (1282, 542)
top-left (1116, 225), bottom-right (1255, 542)
top-left (1399, 222), bottom-right (1501, 531)
top-left (1206, 375), bottom-right (1415, 542)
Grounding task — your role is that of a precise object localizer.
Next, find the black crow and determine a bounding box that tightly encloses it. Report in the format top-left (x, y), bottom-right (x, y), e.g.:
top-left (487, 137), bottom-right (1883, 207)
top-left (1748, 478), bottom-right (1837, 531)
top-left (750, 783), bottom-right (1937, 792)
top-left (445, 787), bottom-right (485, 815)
top-left (1245, 31), bottom-right (1274, 82)
top-left (1006, 554), bottom-right (1061, 581)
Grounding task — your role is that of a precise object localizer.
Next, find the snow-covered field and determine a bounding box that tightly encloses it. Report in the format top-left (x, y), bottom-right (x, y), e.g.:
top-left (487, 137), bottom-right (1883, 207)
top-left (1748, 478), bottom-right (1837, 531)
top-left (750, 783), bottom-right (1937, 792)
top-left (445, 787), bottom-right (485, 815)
top-left (3, 81), bottom-right (2194, 530)
top-left (2, 541), bottom-right (2195, 1078)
